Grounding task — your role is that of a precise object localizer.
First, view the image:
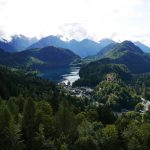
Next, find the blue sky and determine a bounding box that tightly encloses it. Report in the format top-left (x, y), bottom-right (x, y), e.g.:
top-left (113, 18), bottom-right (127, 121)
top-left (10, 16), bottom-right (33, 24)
top-left (0, 0), bottom-right (150, 45)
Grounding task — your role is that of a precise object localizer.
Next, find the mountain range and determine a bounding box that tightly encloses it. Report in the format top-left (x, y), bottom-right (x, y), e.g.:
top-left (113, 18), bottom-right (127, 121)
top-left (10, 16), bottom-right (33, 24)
top-left (0, 35), bottom-right (38, 52)
top-left (9, 35), bottom-right (38, 51)
top-left (0, 35), bottom-right (150, 57)
top-left (0, 35), bottom-right (115, 57)
top-left (28, 36), bottom-right (115, 57)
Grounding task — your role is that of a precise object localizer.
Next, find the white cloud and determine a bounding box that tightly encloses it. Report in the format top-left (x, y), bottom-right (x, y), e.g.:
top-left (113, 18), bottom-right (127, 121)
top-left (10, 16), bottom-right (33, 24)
top-left (0, 0), bottom-right (150, 45)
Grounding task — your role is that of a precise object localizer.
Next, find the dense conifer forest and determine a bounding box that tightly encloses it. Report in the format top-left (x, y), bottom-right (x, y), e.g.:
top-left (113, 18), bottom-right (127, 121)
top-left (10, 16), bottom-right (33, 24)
top-left (0, 65), bottom-right (150, 150)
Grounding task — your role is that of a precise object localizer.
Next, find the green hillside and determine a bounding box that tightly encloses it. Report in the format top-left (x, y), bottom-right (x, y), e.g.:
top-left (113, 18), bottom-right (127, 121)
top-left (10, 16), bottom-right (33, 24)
top-left (0, 46), bottom-right (80, 70)
top-left (73, 59), bottom-right (131, 87)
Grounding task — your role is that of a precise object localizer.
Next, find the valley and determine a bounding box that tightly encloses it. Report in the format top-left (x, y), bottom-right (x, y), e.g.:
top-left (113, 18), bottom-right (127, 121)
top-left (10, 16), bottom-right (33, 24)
top-left (1, 0), bottom-right (150, 149)
top-left (1, 37), bottom-right (150, 150)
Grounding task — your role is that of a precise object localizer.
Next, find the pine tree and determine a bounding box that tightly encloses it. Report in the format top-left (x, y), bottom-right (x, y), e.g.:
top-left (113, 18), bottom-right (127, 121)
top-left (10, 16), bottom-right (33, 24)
top-left (22, 98), bottom-right (36, 150)
top-left (0, 104), bottom-right (24, 150)
top-left (56, 100), bottom-right (76, 134)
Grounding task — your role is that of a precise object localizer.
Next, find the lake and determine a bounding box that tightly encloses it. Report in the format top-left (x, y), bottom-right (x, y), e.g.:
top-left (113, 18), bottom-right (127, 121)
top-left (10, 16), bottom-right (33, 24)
top-left (38, 66), bottom-right (80, 84)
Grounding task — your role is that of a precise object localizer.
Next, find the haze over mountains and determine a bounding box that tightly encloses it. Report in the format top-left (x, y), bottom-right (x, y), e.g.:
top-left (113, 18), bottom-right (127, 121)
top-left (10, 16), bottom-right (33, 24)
top-left (9, 35), bottom-right (38, 52)
top-left (0, 35), bottom-right (38, 52)
top-left (28, 36), bottom-right (115, 57)
top-left (1, 35), bottom-right (150, 58)
top-left (135, 41), bottom-right (150, 53)
top-left (0, 40), bottom-right (16, 53)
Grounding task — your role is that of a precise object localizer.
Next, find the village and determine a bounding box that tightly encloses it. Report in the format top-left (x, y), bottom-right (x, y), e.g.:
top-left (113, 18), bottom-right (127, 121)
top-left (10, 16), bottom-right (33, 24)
top-left (59, 81), bottom-right (93, 99)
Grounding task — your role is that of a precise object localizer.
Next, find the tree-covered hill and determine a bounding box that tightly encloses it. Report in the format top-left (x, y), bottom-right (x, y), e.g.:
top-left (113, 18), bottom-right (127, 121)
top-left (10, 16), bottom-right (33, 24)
top-left (97, 40), bottom-right (144, 58)
top-left (0, 46), bottom-right (80, 70)
top-left (73, 58), bottom-right (132, 87)
top-left (97, 41), bottom-right (150, 73)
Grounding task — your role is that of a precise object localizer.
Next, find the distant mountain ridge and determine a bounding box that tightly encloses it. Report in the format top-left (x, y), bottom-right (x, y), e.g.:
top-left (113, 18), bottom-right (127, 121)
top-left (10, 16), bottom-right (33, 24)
top-left (0, 40), bottom-right (16, 52)
top-left (28, 35), bottom-right (150, 58)
top-left (1, 34), bottom-right (150, 57)
top-left (9, 35), bottom-right (38, 52)
top-left (0, 35), bottom-right (38, 52)
top-left (134, 41), bottom-right (150, 53)
top-left (28, 36), bottom-right (116, 57)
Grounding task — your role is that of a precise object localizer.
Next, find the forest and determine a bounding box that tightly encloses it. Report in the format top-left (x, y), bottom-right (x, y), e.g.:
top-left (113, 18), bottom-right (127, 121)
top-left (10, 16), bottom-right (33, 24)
top-left (0, 65), bottom-right (150, 150)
